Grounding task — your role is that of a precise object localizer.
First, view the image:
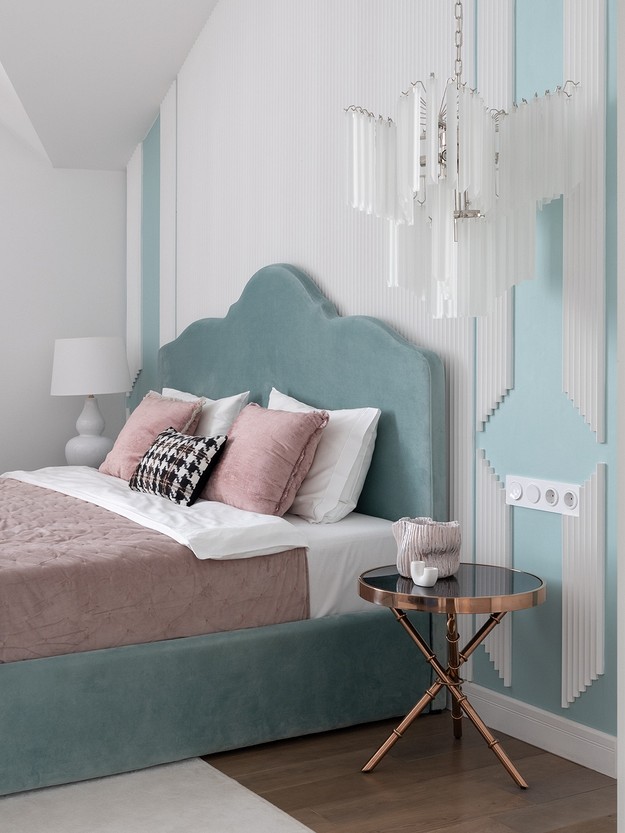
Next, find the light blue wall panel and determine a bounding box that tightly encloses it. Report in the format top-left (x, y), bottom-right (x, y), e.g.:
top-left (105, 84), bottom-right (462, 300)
top-left (476, 0), bottom-right (616, 735)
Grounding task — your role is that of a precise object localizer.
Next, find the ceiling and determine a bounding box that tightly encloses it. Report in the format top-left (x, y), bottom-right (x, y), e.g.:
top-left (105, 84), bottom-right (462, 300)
top-left (0, 0), bottom-right (219, 170)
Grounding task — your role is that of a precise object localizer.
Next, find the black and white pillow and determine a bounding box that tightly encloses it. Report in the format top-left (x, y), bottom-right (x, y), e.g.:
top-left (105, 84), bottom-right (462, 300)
top-left (129, 427), bottom-right (227, 506)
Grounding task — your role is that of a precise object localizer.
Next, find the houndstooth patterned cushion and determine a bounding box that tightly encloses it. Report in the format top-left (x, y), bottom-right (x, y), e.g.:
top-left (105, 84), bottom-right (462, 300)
top-left (129, 427), bottom-right (227, 506)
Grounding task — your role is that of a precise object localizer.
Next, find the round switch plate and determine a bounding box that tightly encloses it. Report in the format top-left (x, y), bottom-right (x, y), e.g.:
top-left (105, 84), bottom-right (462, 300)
top-left (526, 484), bottom-right (541, 504)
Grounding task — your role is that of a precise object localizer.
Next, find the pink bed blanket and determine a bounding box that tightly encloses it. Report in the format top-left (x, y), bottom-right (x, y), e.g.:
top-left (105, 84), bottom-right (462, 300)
top-left (0, 479), bottom-right (309, 663)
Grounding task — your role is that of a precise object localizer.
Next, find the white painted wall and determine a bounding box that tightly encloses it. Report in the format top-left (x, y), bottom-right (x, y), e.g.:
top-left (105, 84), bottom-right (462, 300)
top-left (0, 124), bottom-right (126, 472)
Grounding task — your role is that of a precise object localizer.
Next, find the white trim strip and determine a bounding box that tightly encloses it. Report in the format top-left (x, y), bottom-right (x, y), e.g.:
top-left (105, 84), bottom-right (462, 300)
top-left (475, 449), bottom-right (512, 685)
top-left (463, 682), bottom-right (616, 778)
top-left (561, 463), bottom-right (606, 707)
top-left (476, 291), bottom-right (514, 430)
top-left (475, 0), bottom-right (515, 432)
top-left (562, 0), bottom-right (606, 441)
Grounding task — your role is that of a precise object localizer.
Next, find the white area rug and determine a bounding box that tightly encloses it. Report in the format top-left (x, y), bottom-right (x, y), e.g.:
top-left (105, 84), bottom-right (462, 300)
top-left (0, 759), bottom-right (313, 833)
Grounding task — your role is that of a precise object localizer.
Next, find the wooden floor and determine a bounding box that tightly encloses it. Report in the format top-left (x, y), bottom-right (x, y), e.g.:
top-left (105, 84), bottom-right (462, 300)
top-left (206, 711), bottom-right (616, 833)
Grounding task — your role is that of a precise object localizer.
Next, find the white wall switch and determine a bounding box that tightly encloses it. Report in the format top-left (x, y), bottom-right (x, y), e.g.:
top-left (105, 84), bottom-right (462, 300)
top-left (505, 475), bottom-right (580, 517)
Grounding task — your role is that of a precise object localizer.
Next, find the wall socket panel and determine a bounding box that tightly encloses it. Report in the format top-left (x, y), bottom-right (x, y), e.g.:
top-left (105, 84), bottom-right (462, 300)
top-left (505, 475), bottom-right (580, 517)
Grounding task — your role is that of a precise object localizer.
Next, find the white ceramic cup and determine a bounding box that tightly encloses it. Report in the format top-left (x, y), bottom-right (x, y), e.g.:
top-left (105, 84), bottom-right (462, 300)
top-left (410, 560), bottom-right (438, 587)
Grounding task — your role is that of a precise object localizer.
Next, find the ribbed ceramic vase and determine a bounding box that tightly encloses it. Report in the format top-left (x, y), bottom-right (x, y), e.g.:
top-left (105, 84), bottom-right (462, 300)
top-left (392, 516), bottom-right (461, 579)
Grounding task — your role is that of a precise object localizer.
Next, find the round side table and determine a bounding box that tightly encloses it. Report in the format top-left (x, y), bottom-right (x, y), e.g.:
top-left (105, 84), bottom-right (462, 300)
top-left (359, 563), bottom-right (546, 788)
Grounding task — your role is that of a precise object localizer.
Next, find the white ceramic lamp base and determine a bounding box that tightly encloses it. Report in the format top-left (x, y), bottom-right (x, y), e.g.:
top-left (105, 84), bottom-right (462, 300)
top-left (65, 395), bottom-right (114, 468)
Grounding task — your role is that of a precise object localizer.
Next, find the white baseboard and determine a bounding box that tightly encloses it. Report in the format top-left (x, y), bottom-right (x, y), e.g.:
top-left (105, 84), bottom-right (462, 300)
top-left (462, 682), bottom-right (616, 778)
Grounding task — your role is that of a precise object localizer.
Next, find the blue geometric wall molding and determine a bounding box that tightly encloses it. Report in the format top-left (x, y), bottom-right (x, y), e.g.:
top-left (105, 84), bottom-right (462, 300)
top-left (126, 143), bottom-right (143, 384)
top-left (476, 1), bottom-right (606, 441)
top-left (476, 455), bottom-right (607, 705)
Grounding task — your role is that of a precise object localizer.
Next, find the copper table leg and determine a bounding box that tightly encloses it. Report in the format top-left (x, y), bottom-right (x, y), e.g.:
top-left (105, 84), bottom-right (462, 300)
top-left (362, 679), bottom-right (444, 772)
top-left (363, 608), bottom-right (528, 789)
top-left (446, 613), bottom-right (463, 739)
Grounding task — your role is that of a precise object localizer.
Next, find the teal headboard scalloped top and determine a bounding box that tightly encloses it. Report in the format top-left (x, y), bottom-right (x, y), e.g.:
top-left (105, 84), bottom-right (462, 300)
top-left (158, 263), bottom-right (447, 522)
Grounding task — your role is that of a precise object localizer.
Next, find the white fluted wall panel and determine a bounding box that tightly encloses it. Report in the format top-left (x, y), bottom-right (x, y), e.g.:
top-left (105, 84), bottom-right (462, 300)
top-left (433, 315), bottom-right (475, 680)
top-left (561, 464), bottom-right (606, 708)
top-left (476, 0), bottom-right (514, 113)
top-left (476, 450), bottom-right (513, 686)
top-left (475, 0), bottom-right (515, 432)
top-left (175, 0), bottom-right (468, 329)
top-left (476, 290), bottom-right (515, 430)
top-left (174, 0), bottom-right (477, 549)
top-left (562, 0), bottom-right (606, 442)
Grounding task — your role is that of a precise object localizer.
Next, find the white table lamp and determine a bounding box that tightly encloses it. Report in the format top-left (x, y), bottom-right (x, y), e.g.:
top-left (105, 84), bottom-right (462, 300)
top-left (51, 336), bottom-right (132, 467)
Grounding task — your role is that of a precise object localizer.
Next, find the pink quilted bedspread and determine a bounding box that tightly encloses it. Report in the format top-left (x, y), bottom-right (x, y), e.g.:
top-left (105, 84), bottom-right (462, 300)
top-left (0, 479), bottom-right (309, 663)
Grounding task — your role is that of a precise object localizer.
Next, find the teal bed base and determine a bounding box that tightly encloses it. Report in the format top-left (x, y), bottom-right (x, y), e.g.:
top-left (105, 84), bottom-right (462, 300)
top-left (0, 264), bottom-right (447, 795)
top-left (0, 610), bottom-right (436, 796)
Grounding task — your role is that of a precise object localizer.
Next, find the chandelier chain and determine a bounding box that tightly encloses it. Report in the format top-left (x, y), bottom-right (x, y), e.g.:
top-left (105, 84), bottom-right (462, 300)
top-left (454, 1), bottom-right (463, 85)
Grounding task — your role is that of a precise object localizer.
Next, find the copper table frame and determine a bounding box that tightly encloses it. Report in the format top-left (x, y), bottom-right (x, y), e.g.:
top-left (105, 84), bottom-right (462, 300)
top-left (358, 563), bottom-right (546, 789)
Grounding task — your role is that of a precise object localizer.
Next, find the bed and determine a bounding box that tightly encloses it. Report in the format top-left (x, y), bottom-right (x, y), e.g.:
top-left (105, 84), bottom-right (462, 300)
top-left (0, 263), bottom-right (447, 796)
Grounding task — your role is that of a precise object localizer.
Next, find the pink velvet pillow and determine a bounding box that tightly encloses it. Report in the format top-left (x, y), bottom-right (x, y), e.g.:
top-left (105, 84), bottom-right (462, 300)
top-left (99, 391), bottom-right (204, 481)
top-left (203, 403), bottom-right (329, 515)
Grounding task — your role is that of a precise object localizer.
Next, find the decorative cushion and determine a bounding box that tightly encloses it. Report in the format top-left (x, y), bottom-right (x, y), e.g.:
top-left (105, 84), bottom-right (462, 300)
top-left (203, 403), bottom-right (329, 516)
top-left (99, 391), bottom-right (204, 481)
top-left (129, 428), bottom-right (227, 506)
top-left (161, 388), bottom-right (249, 436)
top-left (268, 388), bottom-right (380, 523)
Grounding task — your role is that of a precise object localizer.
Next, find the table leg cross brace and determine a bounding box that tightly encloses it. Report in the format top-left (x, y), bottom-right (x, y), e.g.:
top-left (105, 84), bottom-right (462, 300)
top-left (362, 608), bottom-right (528, 789)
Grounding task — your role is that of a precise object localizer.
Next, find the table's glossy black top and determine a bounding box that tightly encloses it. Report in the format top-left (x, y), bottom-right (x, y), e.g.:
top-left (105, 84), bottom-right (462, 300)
top-left (359, 563), bottom-right (546, 614)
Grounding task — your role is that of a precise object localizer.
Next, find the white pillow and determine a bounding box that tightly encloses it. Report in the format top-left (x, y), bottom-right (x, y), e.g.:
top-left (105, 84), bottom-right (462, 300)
top-left (268, 388), bottom-right (380, 523)
top-left (161, 388), bottom-right (249, 437)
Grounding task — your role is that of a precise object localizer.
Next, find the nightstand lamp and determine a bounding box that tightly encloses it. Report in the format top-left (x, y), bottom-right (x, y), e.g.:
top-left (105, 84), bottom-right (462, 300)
top-left (51, 336), bottom-right (132, 467)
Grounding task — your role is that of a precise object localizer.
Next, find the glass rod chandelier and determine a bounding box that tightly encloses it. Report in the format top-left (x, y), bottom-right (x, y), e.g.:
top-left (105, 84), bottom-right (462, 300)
top-left (346, 1), bottom-right (580, 318)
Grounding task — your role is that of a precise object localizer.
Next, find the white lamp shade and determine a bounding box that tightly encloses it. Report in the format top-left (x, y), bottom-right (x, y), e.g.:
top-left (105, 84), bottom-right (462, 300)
top-left (51, 336), bottom-right (131, 396)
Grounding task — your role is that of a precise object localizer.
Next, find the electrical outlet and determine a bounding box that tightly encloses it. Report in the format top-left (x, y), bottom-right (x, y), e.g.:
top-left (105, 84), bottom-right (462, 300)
top-left (544, 487), bottom-right (558, 506)
top-left (505, 475), bottom-right (580, 517)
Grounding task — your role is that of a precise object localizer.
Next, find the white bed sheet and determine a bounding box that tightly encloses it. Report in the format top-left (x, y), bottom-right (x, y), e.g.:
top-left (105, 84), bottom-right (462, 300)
top-left (1, 467), bottom-right (308, 560)
top-left (286, 513), bottom-right (397, 618)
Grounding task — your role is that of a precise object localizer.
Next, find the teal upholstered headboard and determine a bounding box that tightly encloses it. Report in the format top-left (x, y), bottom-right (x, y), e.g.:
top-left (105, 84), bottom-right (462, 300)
top-left (158, 264), bottom-right (447, 522)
